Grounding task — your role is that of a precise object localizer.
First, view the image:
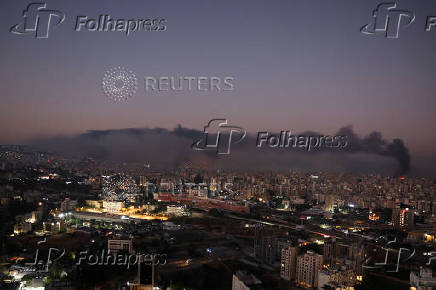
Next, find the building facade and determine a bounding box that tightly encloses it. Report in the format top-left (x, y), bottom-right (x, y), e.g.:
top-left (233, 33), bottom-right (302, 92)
top-left (296, 251), bottom-right (323, 288)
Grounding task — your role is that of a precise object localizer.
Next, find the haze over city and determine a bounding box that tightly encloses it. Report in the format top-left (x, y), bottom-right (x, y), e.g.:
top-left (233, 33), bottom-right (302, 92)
top-left (1, 0), bottom-right (436, 175)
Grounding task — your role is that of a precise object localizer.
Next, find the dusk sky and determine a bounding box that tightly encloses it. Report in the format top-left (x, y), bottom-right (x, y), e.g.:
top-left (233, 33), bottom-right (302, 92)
top-left (1, 0), bottom-right (436, 174)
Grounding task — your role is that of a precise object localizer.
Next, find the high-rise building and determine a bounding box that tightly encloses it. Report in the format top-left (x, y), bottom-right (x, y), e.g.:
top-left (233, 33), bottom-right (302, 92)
top-left (324, 194), bottom-right (336, 212)
top-left (60, 198), bottom-right (77, 212)
top-left (392, 206), bottom-right (414, 229)
top-left (318, 268), bottom-right (361, 289)
top-left (139, 176), bottom-right (147, 186)
top-left (431, 202), bottom-right (436, 217)
top-left (347, 242), bottom-right (365, 275)
top-left (323, 237), bottom-right (337, 265)
top-left (280, 246), bottom-right (298, 281)
top-left (254, 227), bottom-right (277, 264)
top-left (232, 270), bottom-right (263, 290)
top-left (276, 238), bottom-right (292, 259)
top-left (296, 251), bottom-right (323, 288)
top-left (410, 267), bottom-right (436, 289)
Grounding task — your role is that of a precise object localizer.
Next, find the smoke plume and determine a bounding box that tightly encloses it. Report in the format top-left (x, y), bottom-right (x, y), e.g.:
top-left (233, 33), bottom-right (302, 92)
top-left (28, 125), bottom-right (411, 175)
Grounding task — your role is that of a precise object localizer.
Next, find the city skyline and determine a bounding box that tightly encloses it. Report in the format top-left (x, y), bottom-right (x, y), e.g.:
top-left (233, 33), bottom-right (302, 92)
top-left (1, 0), bottom-right (436, 177)
top-left (3, 1), bottom-right (436, 289)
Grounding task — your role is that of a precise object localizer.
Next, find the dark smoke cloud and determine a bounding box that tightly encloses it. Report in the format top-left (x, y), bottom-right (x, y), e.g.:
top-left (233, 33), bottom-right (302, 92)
top-left (383, 139), bottom-right (411, 176)
top-left (28, 125), bottom-right (410, 175)
top-left (334, 126), bottom-right (411, 175)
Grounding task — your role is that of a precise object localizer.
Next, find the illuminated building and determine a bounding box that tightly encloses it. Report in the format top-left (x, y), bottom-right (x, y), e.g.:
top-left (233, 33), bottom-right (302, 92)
top-left (14, 222), bottom-right (32, 234)
top-left (424, 233), bottom-right (436, 243)
top-left (166, 205), bottom-right (185, 216)
top-left (103, 201), bottom-right (125, 212)
top-left (296, 251), bottom-right (323, 288)
top-left (108, 239), bottom-right (132, 254)
top-left (369, 211), bottom-right (380, 221)
top-left (43, 220), bottom-right (66, 234)
top-left (324, 194), bottom-right (337, 212)
top-left (102, 174), bottom-right (139, 202)
top-left (392, 206), bottom-right (414, 229)
top-left (410, 267), bottom-right (436, 289)
top-left (86, 200), bottom-right (102, 208)
top-left (318, 268), bottom-right (361, 289)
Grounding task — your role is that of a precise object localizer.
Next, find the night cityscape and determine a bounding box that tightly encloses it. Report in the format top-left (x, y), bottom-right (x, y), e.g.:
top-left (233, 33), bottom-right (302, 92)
top-left (1, 0), bottom-right (436, 290)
